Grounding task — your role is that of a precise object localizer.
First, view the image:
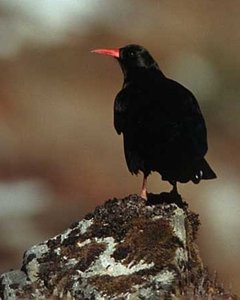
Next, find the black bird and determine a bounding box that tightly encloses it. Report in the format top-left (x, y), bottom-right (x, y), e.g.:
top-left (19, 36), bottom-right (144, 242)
top-left (92, 44), bottom-right (216, 199)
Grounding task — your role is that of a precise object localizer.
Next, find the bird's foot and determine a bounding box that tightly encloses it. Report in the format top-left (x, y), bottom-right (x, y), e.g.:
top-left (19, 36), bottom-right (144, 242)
top-left (146, 192), bottom-right (186, 208)
top-left (140, 189), bottom-right (147, 200)
top-left (170, 187), bottom-right (180, 197)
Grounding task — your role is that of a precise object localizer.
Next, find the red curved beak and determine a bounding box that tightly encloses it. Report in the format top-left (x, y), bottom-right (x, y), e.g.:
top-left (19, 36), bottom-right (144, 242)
top-left (91, 48), bottom-right (120, 58)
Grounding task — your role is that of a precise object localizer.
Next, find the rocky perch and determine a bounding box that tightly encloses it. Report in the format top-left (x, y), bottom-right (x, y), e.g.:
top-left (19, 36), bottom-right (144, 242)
top-left (0, 194), bottom-right (239, 299)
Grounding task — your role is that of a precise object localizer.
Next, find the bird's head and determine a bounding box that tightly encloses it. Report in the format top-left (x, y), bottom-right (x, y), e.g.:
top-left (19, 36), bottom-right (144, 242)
top-left (91, 44), bottom-right (159, 77)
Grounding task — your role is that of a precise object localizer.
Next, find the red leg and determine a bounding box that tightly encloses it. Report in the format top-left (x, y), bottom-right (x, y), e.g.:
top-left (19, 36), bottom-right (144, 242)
top-left (140, 175), bottom-right (148, 200)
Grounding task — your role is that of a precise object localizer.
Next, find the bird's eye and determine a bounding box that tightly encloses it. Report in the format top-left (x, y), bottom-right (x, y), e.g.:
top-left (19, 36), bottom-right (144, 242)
top-left (129, 51), bottom-right (135, 57)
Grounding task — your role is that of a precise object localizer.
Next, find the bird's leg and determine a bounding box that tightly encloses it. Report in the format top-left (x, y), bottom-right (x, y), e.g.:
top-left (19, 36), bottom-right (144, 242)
top-left (170, 180), bottom-right (179, 195)
top-left (140, 175), bottom-right (148, 200)
top-left (169, 180), bottom-right (184, 206)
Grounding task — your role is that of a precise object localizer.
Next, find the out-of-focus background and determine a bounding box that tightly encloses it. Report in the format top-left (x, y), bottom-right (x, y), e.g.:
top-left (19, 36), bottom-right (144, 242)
top-left (0, 0), bottom-right (239, 294)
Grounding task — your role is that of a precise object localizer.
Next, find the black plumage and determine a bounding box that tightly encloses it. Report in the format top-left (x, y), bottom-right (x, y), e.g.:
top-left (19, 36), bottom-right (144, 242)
top-left (92, 44), bottom-right (216, 199)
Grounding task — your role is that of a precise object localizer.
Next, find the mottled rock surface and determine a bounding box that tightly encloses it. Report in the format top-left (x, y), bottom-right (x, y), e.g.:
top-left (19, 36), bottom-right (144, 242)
top-left (0, 194), bottom-right (238, 299)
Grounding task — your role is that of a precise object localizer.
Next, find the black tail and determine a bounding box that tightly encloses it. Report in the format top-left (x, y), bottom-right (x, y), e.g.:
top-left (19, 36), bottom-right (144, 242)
top-left (201, 158), bottom-right (217, 179)
top-left (192, 158), bottom-right (217, 184)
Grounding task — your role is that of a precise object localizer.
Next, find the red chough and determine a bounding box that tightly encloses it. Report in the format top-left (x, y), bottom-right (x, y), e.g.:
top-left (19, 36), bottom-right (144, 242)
top-left (92, 44), bottom-right (216, 199)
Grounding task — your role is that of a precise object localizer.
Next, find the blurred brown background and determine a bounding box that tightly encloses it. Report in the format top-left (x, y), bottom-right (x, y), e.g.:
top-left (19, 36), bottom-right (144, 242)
top-left (0, 0), bottom-right (239, 294)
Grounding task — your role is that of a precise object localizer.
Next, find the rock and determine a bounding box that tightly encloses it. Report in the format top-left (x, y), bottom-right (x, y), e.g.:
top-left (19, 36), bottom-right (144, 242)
top-left (0, 194), bottom-right (239, 299)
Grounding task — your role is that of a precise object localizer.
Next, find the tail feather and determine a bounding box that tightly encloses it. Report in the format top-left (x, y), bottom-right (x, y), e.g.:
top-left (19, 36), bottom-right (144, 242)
top-left (192, 158), bottom-right (217, 183)
top-left (201, 158), bottom-right (217, 179)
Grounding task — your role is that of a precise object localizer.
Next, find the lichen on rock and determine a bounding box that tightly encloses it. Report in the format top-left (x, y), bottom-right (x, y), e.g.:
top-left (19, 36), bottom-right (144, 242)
top-left (0, 194), bottom-right (239, 299)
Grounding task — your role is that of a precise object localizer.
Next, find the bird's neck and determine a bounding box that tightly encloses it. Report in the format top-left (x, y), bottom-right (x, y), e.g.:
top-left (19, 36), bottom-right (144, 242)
top-left (123, 66), bottom-right (165, 84)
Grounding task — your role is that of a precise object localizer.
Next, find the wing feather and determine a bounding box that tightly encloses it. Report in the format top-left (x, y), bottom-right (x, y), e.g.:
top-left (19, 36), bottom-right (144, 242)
top-left (114, 90), bottom-right (129, 135)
